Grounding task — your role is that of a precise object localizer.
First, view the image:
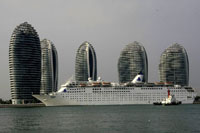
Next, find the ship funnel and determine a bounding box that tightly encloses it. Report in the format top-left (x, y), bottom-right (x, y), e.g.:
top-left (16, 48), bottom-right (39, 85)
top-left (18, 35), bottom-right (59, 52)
top-left (131, 72), bottom-right (144, 84)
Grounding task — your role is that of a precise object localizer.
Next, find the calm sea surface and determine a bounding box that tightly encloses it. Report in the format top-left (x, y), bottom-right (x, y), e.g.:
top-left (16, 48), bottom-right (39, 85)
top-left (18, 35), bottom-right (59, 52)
top-left (0, 104), bottom-right (200, 133)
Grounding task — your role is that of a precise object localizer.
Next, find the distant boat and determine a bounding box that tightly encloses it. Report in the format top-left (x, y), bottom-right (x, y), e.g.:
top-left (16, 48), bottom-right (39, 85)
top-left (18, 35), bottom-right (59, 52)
top-left (154, 90), bottom-right (182, 105)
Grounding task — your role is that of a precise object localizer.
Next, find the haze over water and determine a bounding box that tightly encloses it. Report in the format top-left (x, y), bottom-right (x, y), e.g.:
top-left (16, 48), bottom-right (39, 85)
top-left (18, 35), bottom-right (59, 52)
top-left (0, 105), bottom-right (200, 133)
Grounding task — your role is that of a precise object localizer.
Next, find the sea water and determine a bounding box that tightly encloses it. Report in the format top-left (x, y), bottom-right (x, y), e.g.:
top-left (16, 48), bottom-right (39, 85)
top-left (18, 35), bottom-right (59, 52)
top-left (0, 104), bottom-right (200, 133)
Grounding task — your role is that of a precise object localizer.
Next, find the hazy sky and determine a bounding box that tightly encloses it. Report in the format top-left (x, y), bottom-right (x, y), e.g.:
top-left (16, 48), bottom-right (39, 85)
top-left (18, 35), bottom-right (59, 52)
top-left (0, 0), bottom-right (200, 99)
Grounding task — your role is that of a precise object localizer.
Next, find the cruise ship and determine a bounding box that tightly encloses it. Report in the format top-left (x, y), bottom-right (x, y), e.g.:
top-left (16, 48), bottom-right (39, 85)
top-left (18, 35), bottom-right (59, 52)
top-left (33, 73), bottom-right (196, 106)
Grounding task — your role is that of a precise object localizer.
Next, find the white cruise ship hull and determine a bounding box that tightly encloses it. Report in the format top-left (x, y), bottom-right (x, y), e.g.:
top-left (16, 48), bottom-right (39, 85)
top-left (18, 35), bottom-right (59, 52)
top-left (33, 95), bottom-right (159, 106)
top-left (33, 94), bottom-right (195, 106)
top-left (33, 86), bottom-right (196, 106)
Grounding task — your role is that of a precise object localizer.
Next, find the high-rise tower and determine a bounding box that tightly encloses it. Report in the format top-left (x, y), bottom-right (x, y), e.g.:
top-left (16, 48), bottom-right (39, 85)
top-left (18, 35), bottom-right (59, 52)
top-left (118, 41), bottom-right (148, 83)
top-left (75, 41), bottom-right (97, 81)
top-left (40, 39), bottom-right (58, 94)
top-left (159, 43), bottom-right (189, 86)
top-left (9, 22), bottom-right (41, 104)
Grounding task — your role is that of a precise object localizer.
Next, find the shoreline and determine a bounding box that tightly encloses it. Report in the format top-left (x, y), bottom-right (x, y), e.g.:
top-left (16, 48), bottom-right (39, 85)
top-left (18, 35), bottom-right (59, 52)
top-left (0, 103), bottom-right (45, 108)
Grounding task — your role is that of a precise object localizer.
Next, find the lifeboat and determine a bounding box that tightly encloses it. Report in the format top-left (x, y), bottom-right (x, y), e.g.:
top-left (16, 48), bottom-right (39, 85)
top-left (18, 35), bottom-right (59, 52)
top-left (102, 82), bottom-right (111, 87)
top-left (92, 82), bottom-right (101, 87)
top-left (79, 83), bottom-right (86, 87)
top-left (164, 82), bottom-right (173, 85)
top-left (154, 82), bottom-right (164, 85)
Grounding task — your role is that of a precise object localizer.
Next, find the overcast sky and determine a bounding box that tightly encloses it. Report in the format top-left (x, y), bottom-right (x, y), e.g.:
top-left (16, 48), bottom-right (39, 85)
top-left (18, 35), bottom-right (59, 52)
top-left (0, 0), bottom-right (200, 99)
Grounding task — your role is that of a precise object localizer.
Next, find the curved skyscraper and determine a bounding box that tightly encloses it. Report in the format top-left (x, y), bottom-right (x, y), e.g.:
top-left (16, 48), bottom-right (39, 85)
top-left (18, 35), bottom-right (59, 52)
top-left (159, 43), bottom-right (189, 86)
top-left (40, 39), bottom-right (58, 94)
top-left (118, 41), bottom-right (148, 83)
top-left (9, 22), bottom-right (41, 104)
top-left (75, 41), bottom-right (97, 81)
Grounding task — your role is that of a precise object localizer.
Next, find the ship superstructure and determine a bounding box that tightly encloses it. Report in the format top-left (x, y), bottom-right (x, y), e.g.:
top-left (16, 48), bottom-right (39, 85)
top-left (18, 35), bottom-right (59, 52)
top-left (33, 73), bottom-right (196, 106)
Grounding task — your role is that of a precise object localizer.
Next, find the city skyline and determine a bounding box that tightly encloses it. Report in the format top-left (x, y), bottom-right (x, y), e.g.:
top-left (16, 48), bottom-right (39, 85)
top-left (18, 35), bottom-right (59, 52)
top-left (40, 39), bottom-right (58, 94)
top-left (9, 22), bottom-right (41, 104)
top-left (1, 0), bottom-right (200, 99)
top-left (118, 41), bottom-right (148, 83)
top-left (159, 43), bottom-right (189, 86)
top-left (75, 41), bottom-right (97, 81)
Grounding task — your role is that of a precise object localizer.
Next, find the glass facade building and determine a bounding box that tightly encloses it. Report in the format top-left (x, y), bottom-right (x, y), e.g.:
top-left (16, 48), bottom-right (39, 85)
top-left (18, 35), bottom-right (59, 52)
top-left (75, 41), bottom-right (97, 81)
top-left (118, 41), bottom-right (148, 83)
top-left (9, 22), bottom-right (41, 104)
top-left (40, 39), bottom-right (58, 94)
top-left (159, 43), bottom-right (189, 86)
